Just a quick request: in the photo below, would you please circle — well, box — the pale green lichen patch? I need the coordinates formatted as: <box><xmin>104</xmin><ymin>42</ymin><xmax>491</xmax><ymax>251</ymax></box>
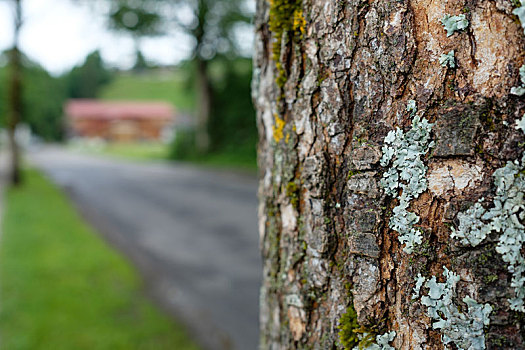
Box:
<box><xmin>451</xmin><ymin>201</ymin><xmax>490</xmax><ymax>246</ymax></box>
<box><xmin>406</xmin><ymin>99</ymin><xmax>417</xmax><ymax>115</ymax></box>
<box><xmin>513</xmin><ymin>0</ymin><xmax>525</xmax><ymax>35</ymax></box>
<box><xmin>451</xmin><ymin>115</ymin><xmax>525</xmax><ymax>312</ymax></box>
<box><xmin>439</xmin><ymin>50</ymin><xmax>456</xmax><ymax>68</ymax></box>
<box><xmin>511</xmin><ymin>65</ymin><xmax>525</xmax><ymax>96</ymax></box>
<box><xmin>440</xmin><ymin>14</ymin><xmax>469</xmax><ymax>37</ymax></box>
<box><xmin>516</xmin><ymin>114</ymin><xmax>525</xmax><ymax>132</ymax></box>
<box><xmin>354</xmin><ymin>331</ymin><xmax>396</xmax><ymax>350</ymax></box>
<box><xmin>380</xmin><ymin>101</ymin><xmax>434</xmax><ymax>253</ymax></box>
<box><xmin>418</xmin><ymin>268</ymin><xmax>492</xmax><ymax>350</ymax></box>
<box><xmin>412</xmin><ymin>273</ymin><xmax>426</xmax><ymax>300</ymax></box>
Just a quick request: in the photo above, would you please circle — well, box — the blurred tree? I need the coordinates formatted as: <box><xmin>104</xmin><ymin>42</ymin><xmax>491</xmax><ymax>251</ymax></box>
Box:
<box><xmin>133</xmin><ymin>50</ymin><xmax>149</xmax><ymax>72</ymax></box>
<box><xmin>65</xmin><ymin>51</ymin><xmax>112</xmax><ymax>99</ymax></box>
<box><xmin>23</xmin><ymin>64</ymin><xmax>66</xmax><ymax>141</ymax></box>
<box><xmin>6</xmin><ymin>0</ymin><xmax>23</xmax><ymax>185</ymax></box>
<box><xmin>108</xmin><ymin>0</ymin><xmax>161</xmax><ymax>71</ymax></box>
<box><xmin>207</xmin><ymin>55</ymin><xmax>256</xmax><ymax>160</ymax></box>
<box><xmin>1</xmin><ymin>53</ymin><xmax>69</xmax><ymax>142</ymax></box>
<box><xmin>107</xmin><ymin>0</ymin><xmax>253</xmax><ymax>153</ymax></box>
<box><xmin>173</xmin><ymin>0</ymin><xmax>252</xmax><ymax>154</ymax></box>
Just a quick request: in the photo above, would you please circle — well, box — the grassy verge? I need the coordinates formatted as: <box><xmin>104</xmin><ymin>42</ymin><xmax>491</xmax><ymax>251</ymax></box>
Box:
<box><xmin>69</xmin><ymin>142</ymin><xmax>257</xmax><ymax>171</ymax></box>
<box><xmin>179</xmin><ymin>152</ymin><xmax>257</xmax><ymax>172</ymax></box>
<box><xmin>0</xmin><ymin>169</ymin><xmax>200</xmax><ymax>350</ymax></box>
<box><xmin>70</xmin><ymin>142</ymin><xmax>171</xmax><ymax>162</ymax></box>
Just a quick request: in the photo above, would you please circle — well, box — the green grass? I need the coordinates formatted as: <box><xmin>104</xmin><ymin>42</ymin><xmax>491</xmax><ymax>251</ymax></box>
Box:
<box><xmin>69</xmin><ymin>141</ymin><xmax>257</xmax><ymax>171</ymax></box>
<box><xmin>98</xmin><ymin>70</ymin><xmax>196</xmax><ymax>112</ymax></box>
<box><xmin>179</xmin><ymin>152</ymin><xmax>257</xmax><ymax>172</ymax></box>
<box><xmin>70</xmin><ymin>142</ymin><xmax>171</xmax><ymax>162</ymax></box>
<box><xmin>100</xmin><ymin>143</ymin><xmax>170</xmax><ymax>161</ymax></box>
<box><xmin>0</xmin><ymin>169</ymin><xmax>201</xmax><ymax>350</ymax></box>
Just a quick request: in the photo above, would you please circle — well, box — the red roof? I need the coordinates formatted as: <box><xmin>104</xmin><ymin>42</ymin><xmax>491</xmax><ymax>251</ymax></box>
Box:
<box><xmin>65</xmin><ymin>99</ymin><xmax>175</xmax><ymax>121</ymax></box>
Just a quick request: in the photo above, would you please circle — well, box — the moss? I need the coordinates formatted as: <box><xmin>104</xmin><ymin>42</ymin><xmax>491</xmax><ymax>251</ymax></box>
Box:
<box><xmin>477</xmin><ymin>252</ymin><xmax>489</xmax><ymax>266</ymax></box>
<box><xmin>269</xmin><ymin>0</ymin><xmax>305</xmax><ymax>88</ymax></box>
<box><xmin>414</xmin><ymin>238</ymin><xmax>434</xmax><ymax>258</ymax></box>
<box><xmin>347</xmin><ymin>169</ymin><xmax>358</xmax><ymax>179</ymax></box>
<box><xmin>338</xmin><ymin>305</ymin><xmax>362</xmax><ymax>349</ymax></box>
<box><xmin>484</xmin><ymin>274</ymin><xmax>499</xmax><ymax>284</ymax></box>
<box><xmin>286</xmin><ymin>180</ymin><xmax>300</xmax><ymax>208</ymax></box>
<box><xmin>489</xmin><ymin>334</ymin><xmax>508</xmax><ymax>347</ymax></box>
<box><xmin>338</xmin><ymin>304</ymin><xmax>379</xmax><ymax>349</ymax></box>
<box><xmin>478</xmin><ymin>104</ymin><xmax>496</xmax><ymax>131</ymax></box>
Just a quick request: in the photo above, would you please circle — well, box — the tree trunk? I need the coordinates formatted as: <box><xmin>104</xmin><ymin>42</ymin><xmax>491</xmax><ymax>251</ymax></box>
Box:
<box><xmin>7</xmin><ymin>0</ymin><xmax>22</xmax><ymax>186</ymax></box>
<box><xmin>253</xmin><ymin>0</ymin><xmax>525</xmax><ymax>349</ymax></box>
<box><xmin>195</xmin><ymin>56</ymin><xmax>211</xmax><ymax>153</ymax></box>
<box><xmin>193</xmin><ymin>0</ymin><xmax>211</xmax><ymax>154</ymax></box>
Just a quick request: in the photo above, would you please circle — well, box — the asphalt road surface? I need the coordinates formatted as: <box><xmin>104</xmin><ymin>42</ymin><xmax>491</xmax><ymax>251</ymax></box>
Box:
<box><xmin>30</xmin><ymin>147</ymin><xmax>261</xmax><ymax>350</ymax></box>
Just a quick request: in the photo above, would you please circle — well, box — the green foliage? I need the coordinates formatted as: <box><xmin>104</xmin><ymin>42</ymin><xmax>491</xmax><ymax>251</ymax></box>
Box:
<box><xmin>107</xmin><ymin>0</ymin><xmax>251</xmax><ymax>60</ymax></box>
<box><xmin>207</xmin><ymin>56</ymin><xmax>257</xmax><ymax>163</ymax></box>
<box><xmin>170</xmin><ymin>129</ymin><xmax>198</xmax><ymax>160</ymax></box>
<box><xmin>0</xmin><ymin>54</ymin><xmax>67</xmax><ymax>141</ymax></box>
<box><xmin>65</xmin><ymin>51</ymin><xmax>113</xmax><ymax>99</ymax></box>
<box><xmin>22</xmin><ymin>65</ymin><xmax>67</xmax><ymax>141</ymax></box>
<box><xmin>0</xmin><ymin>169</ymin><xmax>200</xmax><ymax>349</ymax></box>
<box><xmin>109</xmin><ymin>1</ymin><xmax>162</xmax><ymax>37</ymax></box>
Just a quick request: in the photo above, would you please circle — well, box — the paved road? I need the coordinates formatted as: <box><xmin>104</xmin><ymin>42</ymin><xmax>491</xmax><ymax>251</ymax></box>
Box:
<box><xmin>30</xmin><ymin>147</ymin><xmax>261</xmax><ymax>350</ymax></box>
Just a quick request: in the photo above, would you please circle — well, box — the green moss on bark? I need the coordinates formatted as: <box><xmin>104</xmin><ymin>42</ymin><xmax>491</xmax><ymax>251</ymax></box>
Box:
<box><xmin>268</xmin><ymin>0</ymin><xmax>305</xmax><ymax>88</ymax></box>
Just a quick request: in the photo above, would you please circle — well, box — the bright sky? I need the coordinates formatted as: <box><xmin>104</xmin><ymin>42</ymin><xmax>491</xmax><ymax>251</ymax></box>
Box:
<box><xmin>0</xmin><ymin>0</ymin><xmax>195</xmax><ymax>75</ymax></box>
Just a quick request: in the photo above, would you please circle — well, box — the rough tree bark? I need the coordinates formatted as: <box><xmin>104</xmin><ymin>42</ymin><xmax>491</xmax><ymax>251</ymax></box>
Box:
<box><xmin>7</xmin><ymin>0</ymin><xmax>22</xmax><ymax>186</ymax></box>
<box><xmin>253</xmin><ymin>0</ymin><xmax>525</xmax><ymax>349</ymax></box>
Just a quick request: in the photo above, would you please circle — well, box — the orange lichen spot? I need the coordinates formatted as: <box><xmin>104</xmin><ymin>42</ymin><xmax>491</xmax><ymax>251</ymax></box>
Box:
<box><xmin>273</xmin><ymin>115</ymin><xmax>286</xmax><ymax>143</ymax></box>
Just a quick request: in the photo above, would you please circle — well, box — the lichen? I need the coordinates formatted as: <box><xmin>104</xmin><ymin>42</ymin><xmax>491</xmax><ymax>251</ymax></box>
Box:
<box><xmin>268</xmin><ymin>0</ymin><xmax>304</xmax><ymax>88</ymax></box>
<box><xmin>418</xmin><ymin>267</ymin><xmax>492</xmax><ymax>350</ymax></box>
<box><xmin>354</xmin><ymin>331</ymin><xmax>396</xmax><ymax>350</ymax></box>
<box><xmin>451</xmin><ymin>115</ymin><xmax>525</xmax><ymax>312</ymax></box>
<box><xmin>511</xmin><ymin>65</ymin><xmax>525</xmax><ymax>96</ymax></box>
<box><xmin>412</xmin><ymin>273</ymin><xmax>426</xmax><ymax>300</ymax></box>
<box><xmin>439</xmin><ymin>50</ymin><xmax>456</xmax><ymax>68</ymax></box>
<box><xmin>380</xmin><ymin>101</ymin><xmax>434</xmax><ymax>253</ymax></box>
<box><xmin>273</xmin><ymin>114</ymin><xmax>286</xmax><ymax>143</ymax></box>
<box><xmin>516</xmin><ymin>114</ymin><xmax>525</xmax><ymax>132</ymax></box>
<box><xmin>406</xmin><ymin>99</ymin><xmax>417</xmax><ymax>115</ymax></box>
<box><xmin>440</xmin><ymin>14</ymin><xmax>469</xmax><ymax>37</ymax></box>
<box><xmin>513</xmin><ymin>0</ymin><xmax>525</xmax><ymax>35</ymax></box>
<box><xmin>451</xmin><ymin>201</ymin><xmax>490</xmax><ymax>246</ymax></box>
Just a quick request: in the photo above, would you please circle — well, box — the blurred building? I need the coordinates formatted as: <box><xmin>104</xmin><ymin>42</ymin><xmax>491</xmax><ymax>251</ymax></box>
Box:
<box><xmin>65</xmin><ymin>99</ymin><xmax>175</xmax><ymax>142</ymax></box>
